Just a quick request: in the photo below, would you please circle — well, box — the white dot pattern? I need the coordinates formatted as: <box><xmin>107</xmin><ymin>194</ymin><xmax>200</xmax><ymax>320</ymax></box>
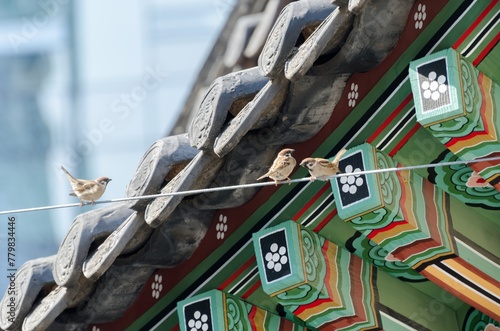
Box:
<box><xmin>340</xmin><ymin>165</ymin><xmax>364</xmax><ymax>194</ymax></box>
<box><xmin>265</xmin><ymin>243</ymin><xmax>288</xmax><ymax>272</ymax></box>
<box><xmin>421</xmin><ymin>71</ymin><xmax>447</xmax><ymax>101</ymax></box>
<box><xmin>151</xmin><ymin>274</ymin><xmax>163</xmax><ymax>299</ymax></box>
<box><xmin>414</xmin><ymin>3</ymin><xmax>427</xmax><ymax>30</ymax></box>
<box><xmin>216</xmin><ymin>214</ymin><xmax>228</xmax><ymax>240</ymax></box>
<box><xmin>347</xmin><ymin>83</ymin><xmax>359</xmax><ymax>107</ymax></box>
<box><xmin>188</xmin><ymin>310</ymin><xmax>210</xmax><ymax>331</ymax></box>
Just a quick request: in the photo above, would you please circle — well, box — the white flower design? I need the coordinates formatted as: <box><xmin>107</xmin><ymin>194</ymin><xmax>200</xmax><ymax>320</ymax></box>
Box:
<box><xmin>414</xmin><ymin>3</ymin><xmax>427</xmax><ymax>29</ymax></box>
<box><xmin>340</xmin><ymin>165</ymin><xmax>364</xmax><ymax>194</ymax></box>
<box><xmin>151</xmin><ymin>274</ymin><xmax>163</xmax><ymax>299</ymax></box>
<box><xmin>188</xmin><ymin>310</ymin><xmax>210</xmax><ymax>331</ymax></box>
<box><xmin>348</xmin><ymin>83</ymin><xmax>359</xmax><ymax>107</ymax></box>
<box><xmin>216</xmin><ymin>214</ymin><xmax>228</xmax><ymax>240</ymax></box>
<box><xmin>421</xmin><ymin>71</ymin><xmax>447</xmax><ymax>101</ymax></box>
<box><xmin>265</xmin><ymin>243</ymin><xmax>288</xmax><ymax>272</ymax></box>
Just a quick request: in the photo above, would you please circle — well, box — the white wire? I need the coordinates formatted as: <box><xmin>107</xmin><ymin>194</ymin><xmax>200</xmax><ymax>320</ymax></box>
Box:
<box><xmin>1</xmin><ymin>156</ymin><xmax>499</xmax><ymax>216</ymax></box>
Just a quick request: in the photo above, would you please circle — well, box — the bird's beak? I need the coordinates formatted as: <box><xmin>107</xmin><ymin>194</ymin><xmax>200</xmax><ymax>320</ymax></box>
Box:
<box><xmin>108</xmin><ymin>179</ymin><xmax>112</xmax><ymax>182</ymax></box>
<box><xmin>299</xmin><ymin>161</ymin><xmax>307</xmax><ymax>168</ymax></box>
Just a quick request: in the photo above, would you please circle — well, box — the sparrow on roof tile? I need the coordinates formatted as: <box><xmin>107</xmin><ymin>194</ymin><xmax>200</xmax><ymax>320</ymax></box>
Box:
<box><xmin>61</xmin><ymin>166</ymin><xmax>111</xmax><ymax>206</ymax></box>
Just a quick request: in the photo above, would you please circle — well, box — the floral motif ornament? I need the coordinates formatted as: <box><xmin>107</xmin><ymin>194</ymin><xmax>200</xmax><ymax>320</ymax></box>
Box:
<box><xmin>462</xmin><ymin>308</ymin><xmax>500</xmax><ymax>331</ymax></box>
<box><xmin>216</xmin><ymin>214</ymin><xmax>228</xmax><ymax>240</ymax></box>
<box><xmin>349</xmin><ymin>152</ymin><xmax>401</xmax><ymax>231</ymax></box>
<box><xmin>428</xmin><ymin>59</ymin><xmax>481</xmax><ymax>143</ymax></box>
<box><xmin>276</xmin><ymin>229</ymin><xmax>327</xmax><ymax>307</ymax></box>
<box><xmin>187</xmin><ymin>310</ymin><xmax>210</xmax><ymax>331</ymax></box>
<box><xmin>189</xmin><ymin>81</ymin><xmax>222</xmax><ymax>150</ymax></box>
<box><xmin>346</xmin><ymin>232</ymin><xmax>425</xmax><ymax>282</ymax></box>
<box><xmin>225</xmin><ymin>296</ymin><xmax>251</xmax><ymax>330</ymax></box>
<box><xmin>427</xmin><ymin>150</ymin><xmax>500</xmax><ymax>209</ymax></box>
<box><xmin>413</xmin><ymin>3</ymin><xmax>427</xmax><ymax>29</ymax></box>
<box><xmin>265</xmin><ymin>243</ymin><xmax>288</xmax><ymax>272</ymax></box>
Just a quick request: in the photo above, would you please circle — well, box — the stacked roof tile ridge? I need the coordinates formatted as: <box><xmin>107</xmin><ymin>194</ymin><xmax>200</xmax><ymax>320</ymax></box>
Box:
<box><xmin>0</xmin><ymin>0</ymin><xmax>414</xmax><ymax>329</ymax></box>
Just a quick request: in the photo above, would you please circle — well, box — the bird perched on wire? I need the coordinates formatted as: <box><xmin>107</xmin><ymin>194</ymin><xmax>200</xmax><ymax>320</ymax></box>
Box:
<box><xmin>257</xmin><ymin>148</ymin><xmax>297</xmax><ymax>186</ymax></box>
<box><xmin>300</xmin><ymin>148</ymin><xmax>347</xmax><ymax>181</ymax></box>
<box><xmin>61</xmin><ymin>166</ymin><xmax>112</xmax><ymax>206</ymax></box>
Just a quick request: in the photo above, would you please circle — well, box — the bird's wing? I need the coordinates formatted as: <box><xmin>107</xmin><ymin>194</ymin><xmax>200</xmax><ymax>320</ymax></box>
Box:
<box><xmin>257</xmin><ymin>156</ymin><xmax>292</xmax><ymax>180</ymax></box>
<box><xmin>275</xmin><ymin>157</ymin><xmax>294</xmax><ymax>171</ymax></box>
<box><xmin>331</xmin><ymin>148</ymin><xmax>347</xmax><ymax>165</ymax></box>
<box><xmin>318</xmin><ymin>158</ymin><xmax>336</xmax><ymax>169</ymax></box>
<box><xmin>73</xmin><ymin>180</ymin><xmax>96</xmax><ymax>193</ymax></box>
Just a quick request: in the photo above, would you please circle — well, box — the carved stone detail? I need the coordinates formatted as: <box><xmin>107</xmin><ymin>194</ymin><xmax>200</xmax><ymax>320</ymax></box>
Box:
<box><xmin>310</xmin><ymin>0</ymin><xmax>414</xmax><ymax>75</ymax></box>
<box><xmin>213</xmin><ymin>76</ymin><xmax>290</xmax><ymax>158</ymax></box>
<box><xmin>145</xmin><ymin>152</ymin><xmax>224</xmax><ymax>227</ymax></box>
<box><xmin>0</xmin><ymin>256</ymin><xmax>55</xmax><ymax>330</ymax></box>
<box><xmin>22</xmin><ymin>286</ymin><xmax>71</xmax><ymax>331</ymax></box>
<box><xmin>188</xmin><ymin>67</ymin><xmax>268</xmax><ymax>151</ymax></box>
<box><xmin>285</xmin><ymin>6</ymin><xmax>353</xmax><ymax>81</ymax></box>
<box><xmin>83</xmin><ymin>211</ymin><xmax>152</xmax><ymax>281</ymax></box>
<box><xmin>126</xmin><ymin>134</ymin><xmax>198</xmax><ymax>211</ymax></box>
<box><xmin>258</xmin><ymin>0</ymin><xmax>334</xmax><ymax>78</ymax></box>
<box><xmin>53</xmin><ymin>203</ymin><xmax>134</xmax><ymax>287</ymax></box>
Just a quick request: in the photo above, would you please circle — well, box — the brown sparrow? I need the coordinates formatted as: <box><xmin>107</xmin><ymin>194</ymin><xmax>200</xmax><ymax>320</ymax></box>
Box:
<box><xmin>61</xmin><ymin>166</ymin><xmax>112</xmax><ymax>206</ymax></box>
<box><xmin>300</xmin><ymin>148</ymin><xmax>347</xmax><ymax>181</ymax></box>
<box><xmin>257</xmin><ymin>148</ymin><xmax>297</xmax><ymax>185</ymax></box>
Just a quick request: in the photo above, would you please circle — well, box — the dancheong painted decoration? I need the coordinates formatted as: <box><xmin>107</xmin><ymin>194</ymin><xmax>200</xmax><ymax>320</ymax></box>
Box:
<box><xmin>94</xmin><ymin>0</ymin><xmax>499</xmax><ymax>330</ymax></box>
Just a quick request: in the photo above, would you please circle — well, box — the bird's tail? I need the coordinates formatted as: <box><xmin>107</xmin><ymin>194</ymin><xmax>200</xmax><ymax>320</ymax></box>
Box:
<box><xmin>256</xmin><ymin>173</ymin><xmax>268</xmax><ymax>181</ymax></box>
<box><xmin>60</xmin><ymin>165</ymin><xmax>77</xmax><ymax>181</ymax></box>
<box><xmin>332</xmin><ymin>148</ymin><xmax>347</xmax><ymax>164</ymax></box>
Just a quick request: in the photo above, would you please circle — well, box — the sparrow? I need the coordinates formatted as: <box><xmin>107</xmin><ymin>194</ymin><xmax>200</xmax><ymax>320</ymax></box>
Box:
<box><xmin>257</xmin><ymin>148</ymin><xmax>297</xmax><ymax>185</ymax></box>
<box><xmin>300</xmin><ymin>148</ymin><xmax>347</xmax><ymax>181</ymax></box>
<box><xmin>61</xmin><ymin>166</ymin><xmax>112</xmax><ymax>206</ymax></box>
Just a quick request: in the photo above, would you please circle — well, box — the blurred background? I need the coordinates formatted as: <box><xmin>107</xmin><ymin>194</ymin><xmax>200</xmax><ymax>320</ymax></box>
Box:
<box><xmin>0</xmin><ymin>0</ymin><xmax>234</xmax><ymax>295</ymax></box>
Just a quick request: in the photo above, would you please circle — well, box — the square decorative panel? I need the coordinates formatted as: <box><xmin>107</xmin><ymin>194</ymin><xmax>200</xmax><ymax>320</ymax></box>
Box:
<box><xmin>258</xmin><ymin>228</ymin><xmax>291</xmax><ymax>283</ymax></box>
<box><xmin>415</xmin><ymin>57</ymin><xmax>451</xmax><ymax>113</ymax></box>
<box><xmin>182</xmin><ymin>297</ymin><xmax>213</xmax><ymax>331</ymax></box>
<box><xmin>336</xmin><ymin>150</ymin><xmax>370</xmax><ymax>208</ymax></box>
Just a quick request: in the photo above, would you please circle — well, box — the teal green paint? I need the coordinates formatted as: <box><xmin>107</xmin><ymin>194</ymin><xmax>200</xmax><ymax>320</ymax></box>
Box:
<box><xmin>455</xmin><ymin>238</ymin><xmax>500</xmax><ymax>282</ymax></box>
<box><xmin>377</xmin><ymin>270</ymin><xmax>460</xmax><ymax>330</ymax></box>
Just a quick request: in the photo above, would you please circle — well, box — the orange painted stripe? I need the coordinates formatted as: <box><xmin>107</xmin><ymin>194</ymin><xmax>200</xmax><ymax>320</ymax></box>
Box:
<box><xmin>443</xmin><ymin>259</ymin><xmax>500</xmax><ymax>299</ymax></box>
<box><xmin>370</xmin><ymin>222</ymin><xmax>417</xmax><ymax>244</ymax></box>
<box><xmin>388</xmin><ymin>123</ymin><xmax>421</xmax><ymax>157</ymax></box>
<box><xmin>217</xmin><ymin>256</ymin><xmax>256</xmax><ymax>290</ymax></box>
<box><xmin>452</xmin><ymin>0</ymin><xmax>499</xmax><ymax>49</ymax></box>
<box><xmin>292</xmin><ymin>183</ymin><xmax>330</xmax><ymax>221</ymax></box>
<box><xmin>242</xmin><ymin>279</ymin><xmax>262</xmax><ymax>299</ymax></box>
<box><xmin>422</xmin><ymin>264</ymin><xmax>500</xmax><ymax>321</ymax></box>
<box><xmin>367</xmin><ymin>220</ymin><xmax>410</xmax><ymax>241</ymax></box>
<box><xmin>367</xmin><ymin>94</ymin><xmax>413</xmax><ymax>144</ymax></box>
<box><xmin>473</xmin><ymin>31</ymin><xmax>500</xmax><ymax>66</ymax></box>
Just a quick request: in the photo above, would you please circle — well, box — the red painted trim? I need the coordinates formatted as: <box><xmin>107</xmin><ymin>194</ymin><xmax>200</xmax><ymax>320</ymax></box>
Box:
<box><xmin>292</xmin><ymin>183</ymin><xmax>330</xmax><ymax>221</ymax></box>
<box><xmin>473</xmin><ymin>32</ymin><xmax>500</xmax><ymax>66</ymax></box>
<box><xmin>388</xmin><ymin>123</ymin><xmax>421</xmax><ymax>157</ymax></box>
<box><xmin>453</xmin><ymin>0</ymin><xmax>499</xmax><ymax>49</ymax></box>
<box><xmin>217</xmin><ymin>256</ymin><xmax>256</xmax><ymax>290</ymax></box>
<box><xmin>314</xmin><ymin>209</ymin><xmax>338</xmax><ymax>232</ymax></box>
<box><xmin>293</xmin><ymin>298</ymin><xmax>333</xmax><ymax>316</ymax></box>
<box><xmin>248</xmin><ymin>305</ymin><xmax>258</xmax><ymax>330</ymax></box>
<box><xmin>366</xmin><ymin>94</ymin><xmax>413</xmax><ymax>144</ymax></box>
<box><xmin>367</xmin><ymin>220</ymin><xmax>407</xmax><ymax>240</ymax></box>
<box><xmin>241</xmin><ymin>279</ymin><xmax>262</xmax><ymax>299</ymax></box>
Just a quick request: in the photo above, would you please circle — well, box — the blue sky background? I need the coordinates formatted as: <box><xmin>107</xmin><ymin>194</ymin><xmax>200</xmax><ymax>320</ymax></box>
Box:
<box><xmin>0</xmin><ymin>0</ymin><xmax>233</xmax><ymax>298</ymax></box>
